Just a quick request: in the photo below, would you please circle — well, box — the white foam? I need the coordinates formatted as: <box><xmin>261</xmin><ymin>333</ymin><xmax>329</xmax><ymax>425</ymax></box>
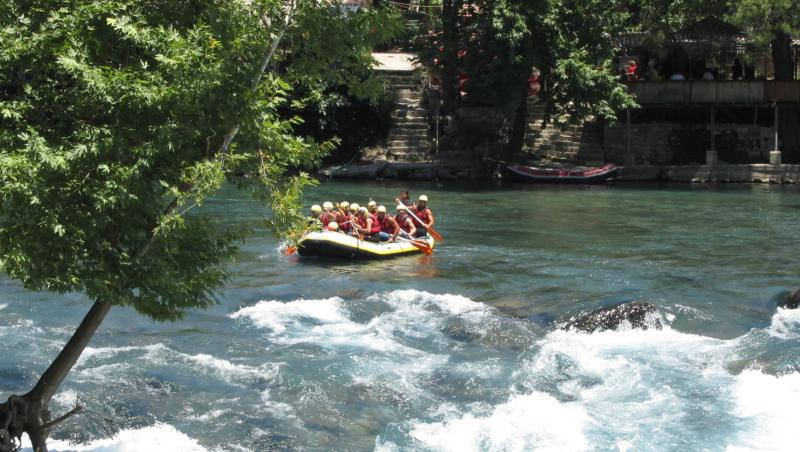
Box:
<box><xmin>179</xmin><ymin>352</ymin><xmax>280</xmax><ymax>383</ymax></box>
<box><xmin>78</xmin><ymin>343</ymin><xmax>168</xmax><ymax>366</ymax></box>
<box><xmin>186</xmin><ymin>408</ymin><xmax>230</xmax><ymax>422</ymax></box>
<box><xmin>766</xmin><ymin>308</ymin><xmax>800</xmax><ymax>339</ymax></box>
<box><xmin>0</xmin><ymin>303</ymin><xmax>7</xmax><ymax>311</ymax></box>
<box><xmin>230</xmin><ymin>297</ymin><xmax>348</xmax><ymax>334</ymax></box>
<box><xmin>79</xmin><ymin>342</ymin><xmax>280</xmax><ymax>388</ymax></box>
<box><xmin>376</xmin><ymin>289</ymin><xmax>487</xmax><ymax>316</ymax></box>
<box><xmin>73</xmin><ymin>362</ymin><xmax>135</xmax><ymax>385</ymax></box>
<box><xmin>672</xmin><ymin>304</ymin><xmax>711</xmax><ymax>320</ymax></box>
<box><xmin>727</xmin><ymin>370</ymin><xmax>800</xmax><ymax>451</ymax></box>
<box><xmin>510</xmin><ymin>326</ymin><xmax>742</xmax><ymax>449</ymax></box>
<box><xmin>52</xmin><ymin>389</ymin><xmax>79</xmax><ymax>409</ymax></box>
<box><xmin>21</xmin><ymin>423</ymin><xmax>207</xmax><ymax>452</ymax></box>
<box><xmin>230</xmin><ymin>290</ymin><xmax>498</xmax><ymax>396</ymax></box>
<box><xmin>260</xmin><ymin>389</ymin><xmax>299</xmax><ymax>421</ymax></box>
<box><xmin>405</xmin><ymin>391</ymin><xmax>589</xmax><ymax>452</ymax></box>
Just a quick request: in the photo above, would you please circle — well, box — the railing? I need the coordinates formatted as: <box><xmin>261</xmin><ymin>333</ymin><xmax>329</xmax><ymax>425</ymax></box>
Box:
<box><xmin>627</xmin><ymin>81</ymin><xmax>800</xmax><ymax>104</ymax></box>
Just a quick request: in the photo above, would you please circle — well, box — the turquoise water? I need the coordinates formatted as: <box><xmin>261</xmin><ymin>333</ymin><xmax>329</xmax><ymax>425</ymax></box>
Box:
<box><xmin>3</xmin><ymin>181</ymin><xmax>800</xmax><ymax>451</ymax></box>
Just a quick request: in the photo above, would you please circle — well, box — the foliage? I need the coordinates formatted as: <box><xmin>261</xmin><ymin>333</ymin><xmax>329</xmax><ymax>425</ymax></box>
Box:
<box><xmin>420</xmin><ymin>0</ymin><xmax>636</xmax><ymax>124</ymax></box>
<box><xmin>277</xmin><ymin>4</ymin><xmax>402</xmax><ymax>162</ymax></box>
<box><xmin>0</xmin><ymin>0</ymin><xmax>397</xmax><ymax>321</ymax></box>
<box><xmin>728</xmin><ymin>0</ymin><xmax>799</xmax><ymax>61</ymax></box>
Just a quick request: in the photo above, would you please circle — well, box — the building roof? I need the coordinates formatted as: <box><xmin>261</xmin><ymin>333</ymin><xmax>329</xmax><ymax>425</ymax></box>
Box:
<box><xmin>675</xmin><ymin>16</ymin><xmax>745</xmax><ymax>39</ymax></box>
<box><xmin>614</xmin><ymin>17</ymin><xmax>749</xmax><ymax>51</ymax></box>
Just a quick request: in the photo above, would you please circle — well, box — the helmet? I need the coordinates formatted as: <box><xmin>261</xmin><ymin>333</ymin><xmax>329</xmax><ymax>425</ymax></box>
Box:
<box><xmin>418</xmin><ymin>195</ymin><xmax>428</xmax><ymax>202</ymax></box>
<box><xmin>323</xmin><ymin>201</ymin><xmax>334</xmax><ymax>210</ymax></box>
<box><xmin>377</xmin><ymin>205</ymin><xmax>387</xmax><ymax>213</ymax></box>
<box><xmin>367</xmin><ymin>200</ymin><xmax>377</xmax><ymax>208</ymax></box>
<box><xmin>327</xmin><ymin>221</ymin><xmax>339</xmax><ymax>231</ymax></box>
<box><xmin>358</xmin><ymin>207</ymin><xmax>368</xmax><ymax>214</ymax></box>
<box><xmin>350</xmin><ymin>203</ymin><xmax>360</xmax><ymax>212</ymax></box>
<box><xmin>339</xmin><ymin>201</ymin><xmax>349</xmax><ymax>210</ymax></box>
<box><xmin>311</xmin><ymin>204</ymin><xmax>322</xmax><ymax>214</ymax></box>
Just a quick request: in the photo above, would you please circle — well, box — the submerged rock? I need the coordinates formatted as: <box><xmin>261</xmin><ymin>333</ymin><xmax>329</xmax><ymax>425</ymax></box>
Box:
<box><xmin>565</xmin><ymin>301</ymin><xmax>662</xmax><ymax>333</ymax></box>
<box><xmin>779</xmin><ymin>289</ymin><xmax>800</xmax><ymax>310</ymax></box>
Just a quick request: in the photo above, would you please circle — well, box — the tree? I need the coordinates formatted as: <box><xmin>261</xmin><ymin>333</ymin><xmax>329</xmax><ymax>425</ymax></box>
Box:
<box><xmin>730</xmin><ymin>0</ymin><xmax>800</xmax><ymax>160</ymax></box>
<box><xmin>0</xmin><ymin>1</ymin><xmax>398</xmax><ymax>450</ymax></box>
<box><xmin>420</xmin><ymin>0</ymin><xmax>636</xmax><ymax>157</ymax></box>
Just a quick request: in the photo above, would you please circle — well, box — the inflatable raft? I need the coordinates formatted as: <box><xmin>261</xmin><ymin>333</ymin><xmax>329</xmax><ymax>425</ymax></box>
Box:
<box><xmin>297</xmin><ymin>231</ymin><xmax>434</xmax><ymax>259</ymax></box>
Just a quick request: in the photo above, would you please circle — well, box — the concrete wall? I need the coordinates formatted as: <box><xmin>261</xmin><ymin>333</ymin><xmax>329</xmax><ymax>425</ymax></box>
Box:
<box><xmin>604</xmin><ymin>122</ymin><xmax>774</xmax><ymax>165</ymax></box>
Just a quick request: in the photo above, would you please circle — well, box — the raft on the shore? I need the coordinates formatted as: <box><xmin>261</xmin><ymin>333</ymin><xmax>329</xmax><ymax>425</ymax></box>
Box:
<box><xmin>297</xmin><ymin>231</ymin><xmax>434</xmax><ymax>259</ymax></box>
<box><xmin>507</xmin><ymin>162</ymin><xmax>619</xmax><ymax>183</ymax></box>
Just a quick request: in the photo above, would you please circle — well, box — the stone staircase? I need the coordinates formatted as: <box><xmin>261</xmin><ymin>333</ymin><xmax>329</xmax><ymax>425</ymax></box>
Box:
<box><xmin>523</xmin><ymin>100</ymin><xmax>605</xmax><ymax>165</ymax></box>
<box><xmin>377</xmin><ymin>71</ymin><xmax>431</xmax><ymax>162</ymax></box>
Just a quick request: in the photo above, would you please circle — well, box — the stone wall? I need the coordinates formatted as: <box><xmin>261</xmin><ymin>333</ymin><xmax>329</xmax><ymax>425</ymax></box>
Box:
<box><xmin>521</xmin><ymin>101</ymin><xmax>605</xmax><ymax>164</ymax></box>
<box><xmin>604</xmin><ymin>122</ymin><xmax>774</xmax><ymax>165</ymax></box>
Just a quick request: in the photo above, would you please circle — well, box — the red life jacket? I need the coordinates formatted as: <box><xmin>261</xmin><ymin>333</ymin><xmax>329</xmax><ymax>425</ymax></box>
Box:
<box><xmin>339</xmin><ymin>213</ymin><xmax>352</xmax><ymax>231</ymax></box>
<box><xmin>412</xmin><ymin>207</ymin><xmax>430</xmax><ymax>227</ymax></box>
<box><xmin>395</xmin><ymin>213</ymin><xmax>413</xmax><ymax>233</ymax></box>
<box><xmin>369</xmin><ymin>213</ymin><xmax>381</xmax><ymax>234</ymax></box>
<box><xmin>377</xmin><ymin>214</ymin><xmax>393</xmax><ymax>233</ymax></box>
<box><xmin>320</xmin><ymin>212</ymin><xmax>334</xmax><ymax>227</ymax></box>
<box><xmin>356</xmin><ymin>215</ymin><xmax>368</xmax><ymax>230</ymax></box>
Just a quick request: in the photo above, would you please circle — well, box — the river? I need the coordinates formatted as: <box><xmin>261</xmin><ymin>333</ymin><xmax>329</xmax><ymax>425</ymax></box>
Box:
<box><xmin>3</xmin><ymin>180</ymin><xmax>800</xmax><ymax>451</ymax></box>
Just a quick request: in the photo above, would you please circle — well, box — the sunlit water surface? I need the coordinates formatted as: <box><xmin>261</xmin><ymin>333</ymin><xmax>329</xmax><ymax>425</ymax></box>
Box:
<box><xmin>3</xmin><ymin>181</ymin><xmax>800</xmax><ymax>451</ymax></box>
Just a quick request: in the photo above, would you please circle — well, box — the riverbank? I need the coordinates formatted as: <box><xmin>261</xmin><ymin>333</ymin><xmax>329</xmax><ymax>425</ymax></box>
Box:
<box><xmin>322</xmin><ymin>160</ymin><xmax>800</xmax><ymax>183</ymax></box>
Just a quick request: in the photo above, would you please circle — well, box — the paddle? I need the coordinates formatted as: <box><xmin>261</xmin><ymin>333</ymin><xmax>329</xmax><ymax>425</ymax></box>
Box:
<box><xmin>397</xmin><ymin>205</ymin><xmax>443</xmax><ymax>242</ymax></box>
<box><xmin>396</xmin><ymin>236</ymin><xmax>433</xmax><ymax>255</ymax></box>
<box><xmin>283</xmin><ymin>245</ymin><xmax>297</xmax><ymax>256</ymax></box>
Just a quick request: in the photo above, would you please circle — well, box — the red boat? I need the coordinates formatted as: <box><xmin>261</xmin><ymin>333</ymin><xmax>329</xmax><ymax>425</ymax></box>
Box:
<box><xmin>507</xmin><ymin>163</ymin><xmax>619</xmax><ymax>183</ymax></box>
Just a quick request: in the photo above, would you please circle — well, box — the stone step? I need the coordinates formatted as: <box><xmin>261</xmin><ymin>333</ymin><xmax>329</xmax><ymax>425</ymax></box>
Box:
<box><xmin>380</xmin><ymin>71</ymin><xmax>416</xmax><ymax>77</ymax></box>
<box><xmin>387</xmin><ymin>145</ymin><xmax>430</xmax><ymax>153</ymax></box>
<box><xmin>391</xmin><ymin>93</ymin><xmax>422</xmax><ymax>100</ymax></box>
<box><xmin>391</xmin><ymin>107</ymin><xmax>427</xmax><ymax>114</ymax></box>
<box><xmin>392</xmin><ymin>125</ymin><xmax>428</xmax><ymax>132</ymax></box>
<box><xmin>391</xmin><ymin>119</ymin><xmax>427</xmax><ymax>126</ymax></box>
<box><xmin>389</xmin><ymin>139</ymin><xmax>429</xmax><ymax>147</ymax></box>
<box><xmin>394</xmin><ymin>99</ymin><xmax>423</xmax><ymax>106</ymax></box>
<box><xmin>389</xmin><ymin>88</ymin><xmax>421</xmax><ymax>96</ymax></box>
<box><xmin>391</xmin><ymin>112</ymin><xmax>427</xmax><ymax>119</ymax></box>
<box><xmin>390</xmin><ymin>132</ymin><xmax>428</xmax><ymax>139</ymax></box>
<box><xmin>392</xmin><ymin>116</ymin><xmax>428</xmax><ymax>122</ymax></box>
<box><xmin>389</xmin><ymin>135</ymin><xmax>429</xmax><ymax>142</ymax></box>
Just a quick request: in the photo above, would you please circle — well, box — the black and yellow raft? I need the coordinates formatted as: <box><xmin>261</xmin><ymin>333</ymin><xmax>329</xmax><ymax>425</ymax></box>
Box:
<box><xmin>297</xmin><ymin>231</ymin><xmax>434</xmax><ymax>259</ymax></box>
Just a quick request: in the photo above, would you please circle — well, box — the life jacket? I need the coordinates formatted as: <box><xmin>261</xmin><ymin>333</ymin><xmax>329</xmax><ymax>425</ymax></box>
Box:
<box><xmin>339</xmin><ymin>213</ymin><xmax>352</xmax><ymax>231</ymax></box>
<box><xmin>412</xmin><ymin>206</ymin><xmax>430</xmax><ymax>227</ymax></box>
<box><xmin>320</xmin><ymin>212</ymin><xmax>334</xmax><ymax>227</ymax></box>
<box><xmin>356</xmin><ymin>215</ymin><xmax>368</xmax><ymax>230</ymax></box>
<box><xmin>377</xmin><ymin>214</ymin><xmax>393</xmax><ymax>233</ymax></box>
<box><xmin>395</xmin><ymin>212</ymin><xmax>413</xmax><ymax>233</ymax></box>
<box><xmin>369</xmin><ymin>213</ymin><xmax>381</xmax><ymax>234</ymax></box>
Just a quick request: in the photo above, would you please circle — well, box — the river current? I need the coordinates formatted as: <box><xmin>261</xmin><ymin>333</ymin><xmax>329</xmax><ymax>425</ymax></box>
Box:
<box><xmin>3</xmin><ymin>181</ymin><xmax>800</xmax><ymax>451</ymax></box>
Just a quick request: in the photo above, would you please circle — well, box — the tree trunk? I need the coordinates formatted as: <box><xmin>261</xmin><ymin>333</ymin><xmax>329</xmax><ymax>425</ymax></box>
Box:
<box><xmin>772</xmin><ymin>31</ymin><xmax>794</xmax><ymax>81</ymax></box>
<box><xmin>0</xmin><ymin>300</ymin><xmax>112</xmax><ymax>452</ymax></box>
<box><xmin>772</xmin><ymin>31</ymin><xmax>800</xmax><ymax>161</ymax></box>
<box><xmin>440</xmin><ymin>0</ymin><xmax>460</xmax><ymax>113</ymax></box>
<box><xmin>507</xmin><ymin>87</ymin><xmax>529</xmax><ymax>160</ymax></box>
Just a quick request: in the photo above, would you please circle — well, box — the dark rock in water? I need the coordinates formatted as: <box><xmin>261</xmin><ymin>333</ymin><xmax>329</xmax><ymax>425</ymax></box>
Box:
<box><xmin>780</xmin><ymin>289</ymin><xmax>800</xmax><ymax>309</ymax></box>
<box><xmin>565</xmin><ymin>301</ymin><xmax>662</xmax><ymax>333</ymax></box>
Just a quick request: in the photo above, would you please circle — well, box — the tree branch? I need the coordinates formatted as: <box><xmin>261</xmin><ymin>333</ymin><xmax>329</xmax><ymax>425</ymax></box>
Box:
<box><xmin>219</xmin><ymin>0</ymin><xmax>299</xmax><ymax>155</ymax></box>
<box><xmin>40</xmin><ymin>404</ymin><xmax>82</xmax><ymax>431</ymax></box>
